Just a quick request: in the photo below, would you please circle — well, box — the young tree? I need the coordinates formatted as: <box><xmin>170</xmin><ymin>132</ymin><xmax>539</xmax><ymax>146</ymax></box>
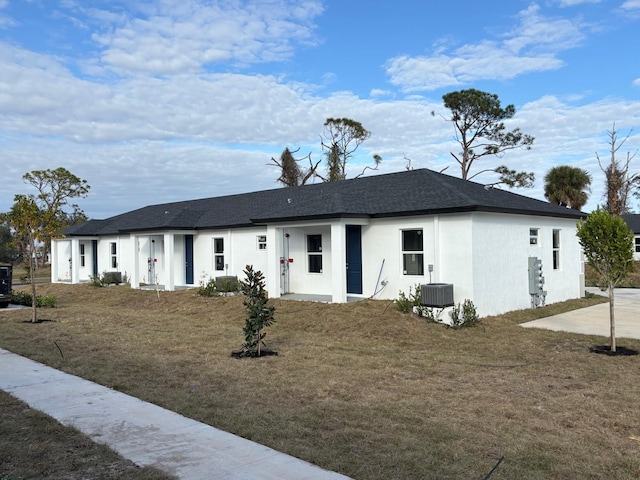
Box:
<box><xmin>268</xmin><ymin>147</ymin><xmax>320</xmax><ymax>187</ymax></box>
<box><xmin>317</xmin><ymin>117</ymin><xmax>381</xmax><ymax>181</ymax></box>
<box><xmin>441</xmin><ymin>89</ymin><xmax>535</xmax><ymax>187</ymax></box>
<box><xmin>577</xmin><ymin>208</ymin><xmax>634</xmax><ymax>352</ymax></box>
<box><xmin>2</xmin><ymin>195</ymin><xmax>42</xmax><ymax>322</ymax></box>
<box><xmin>596</xmin><ymin>124</ymin><xmax>639</xmax><ymax>216</ymax></box>
<box><xmin>23</xmin><ymin>167</ymin><xmax>90</xmax><ymax>266</ymax></box>
<box><xmin>238</xmin><ymin>265</ymin><xmax>276</xmax><ymax>357</ymax></box>
<box><xmin>543</xmin><ymin>165</ymin><xmax>592</xmax><ymax>211</ymax></box>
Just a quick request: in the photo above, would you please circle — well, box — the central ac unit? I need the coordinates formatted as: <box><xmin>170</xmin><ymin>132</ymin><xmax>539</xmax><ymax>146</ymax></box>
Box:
<box><xmin>420</xmin><ymin>283</ymin><xmax>454</xmax><ymax>308</ymax></box>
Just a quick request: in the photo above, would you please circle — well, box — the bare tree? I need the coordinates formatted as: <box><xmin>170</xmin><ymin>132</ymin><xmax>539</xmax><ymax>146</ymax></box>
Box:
<box><xmin>268</xmin><ymin>147</ymin><xmax>320</xmax><ymax>187</ymax></box>
<box><xmin>597</xmin><ymin>124</ymin><xmax>639</xmax><ymax>216</ymax></box>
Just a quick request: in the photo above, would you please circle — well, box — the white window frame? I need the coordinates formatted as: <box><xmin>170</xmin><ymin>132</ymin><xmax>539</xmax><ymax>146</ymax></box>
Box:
<box><xmin>257</xmin><ymin>235</ymin><xmax>267</xmax><ymax>251</ymax></box>
<box><xmin>402</xmin><ymin>229</ymin><xmax>424</xmax><ymax>276</ymax></box>
<box><xmin>307</xmin><ymin>234</ymin><xmax>323</xmax><ymax>273</ymax></box>
<box><xmin>214</xmin><ymin>237</ymin><xmax>224</xmax><ymax>271</ymax></box>
<box><xmin>529</xmin><ymin>228</ymin><xmax>540</xmax><ymax>246</ymax></box>
<box><xmin>110</xmin><ymin>242</ymin><xmax>117</xmax><ymax>269</ymax></box>
<box><xmin>552</xmin><ymin>229</ymin><xmax>561</xmax><ymax>270</ymax></box>
<box><xmin>634</xmin><ymin>237</ymin><xmax>640</xmax><ymax>253</ymax></box>
<box><xmin>80</xmin><ymin>243</ymin><xmax>86</xmax><ymax>267</ymax></box>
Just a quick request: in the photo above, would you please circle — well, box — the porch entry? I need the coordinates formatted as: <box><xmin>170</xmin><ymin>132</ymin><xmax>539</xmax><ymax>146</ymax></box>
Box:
<box><xmin>346</xmin><ymin>225</ymin><xmax>362</xmax><ymax>294</ymax></box>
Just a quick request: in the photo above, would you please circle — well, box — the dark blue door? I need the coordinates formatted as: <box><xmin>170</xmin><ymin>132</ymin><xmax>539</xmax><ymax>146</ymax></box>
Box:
<box><xmin>185</xmin><ymin>235</ymin><xmax>194</xmax><ymax>285</ymax></box>
<box><xmin>346</xmin><ymin>225</ymin><xmax>362</xmax><ymax>294</ymax></box>
<box><xmin>91</xmin><ymin>240</ymin><xmax>98</xmax><ymax>277</ymax></box>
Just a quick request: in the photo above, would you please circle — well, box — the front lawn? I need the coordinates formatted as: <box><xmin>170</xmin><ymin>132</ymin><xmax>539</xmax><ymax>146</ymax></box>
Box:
<box><xmin>0</xmin><ymin>284</ymin><xmax>635</xmax><ymax>480</ymax></box>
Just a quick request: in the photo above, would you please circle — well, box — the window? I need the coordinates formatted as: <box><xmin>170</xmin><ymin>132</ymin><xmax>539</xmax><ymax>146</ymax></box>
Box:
<box><xmin>402</xmin><ymin>229</ymin><xmax>424</xmax><ymax>275</ymax></box>
<box><xmin>529</xmin><ymin>228</ymin><xmax>539</xmax><ymax>245</ymax></box>
<box><xmin>214</xmin><ymin>238</ymin><xmax>224</xmax><ymax>271</ymax></box>
<box><xmin>80</xmin><ymin>243</ymin><xmax>86</xmax><ymax>267</ymax></box>
<box><xmin>307</xmin><ymin>234</ymin><xmax>322</xmax><ymax>273</ymax></box>
<box><xmin>552</xmin><ymin>229</ymin><xmax>561</xmax><ymax>270</ymax></box>
<box><xmin>110</xmin><ymin>242</ymin><xmax>117</xmax><ymax>269</ymax></box>
<box><xmin>257</xmin><ymin>235</ymin><xmax>267</xmax><ymax>250</ymax></box>
<box><xmin>635</xmin><ymin>237</ymin><xmax>640</xmax><ymax>253</ymax></box>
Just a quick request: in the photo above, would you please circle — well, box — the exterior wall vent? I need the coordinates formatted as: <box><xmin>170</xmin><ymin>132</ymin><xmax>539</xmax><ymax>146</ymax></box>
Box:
<box><xmin>421</xmin><ymin>283</ymin><xmax>454</xmax><ymax>308</ymax></box>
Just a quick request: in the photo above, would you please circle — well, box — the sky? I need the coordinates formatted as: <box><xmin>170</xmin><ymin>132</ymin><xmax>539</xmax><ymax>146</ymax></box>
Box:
<box><xmin>1</xmin><ymin>0</ymin><xmax>639</xmax><ymax>219</ymax></box>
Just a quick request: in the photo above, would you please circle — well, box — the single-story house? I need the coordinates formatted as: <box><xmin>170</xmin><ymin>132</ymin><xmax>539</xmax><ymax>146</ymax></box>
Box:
<box><xmin>51</xmin><ymin>168</ymin><xmax>585</xmax><ymax>317</ymax></box>
<box><xmin>622</xmin><ymin>214</ymin><xmax>640</xmax><ymax>261</ymax></box>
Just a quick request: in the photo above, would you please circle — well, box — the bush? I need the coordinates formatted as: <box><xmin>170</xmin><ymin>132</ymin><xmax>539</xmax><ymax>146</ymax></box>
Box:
<box><xmin>89</xmin><ymin>271</ymin><xmax>127</xmax><ymax>287</ymax></box>
<box><xmin>197</xmin><ymin>278</ymin><xmax>219</xmax><ymax>297</ymax></box>
<box><xmin>396</xmin><ymin>284</ymin><xmax>422</xmax><ymax>313</ymax></box>
<box><xmin>448</xmin><ymin>299</ymin><xmax>480</xmax><ymax>329</ymax></box>
<box><xmin>10</xmin><ymin>290</ymin><xmax>56</xmax><ymax>308</ymax></box>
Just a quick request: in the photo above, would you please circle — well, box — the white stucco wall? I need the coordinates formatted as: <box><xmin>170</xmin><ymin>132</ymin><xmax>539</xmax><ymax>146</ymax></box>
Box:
<box><xmin>53</xmin><ymin>211</ymin><xmax>583</xmax><ymax>315</ymax></box>
<box><xmin>361</xmin><ymin>217</ymin><xmax>435</xmax><ymax>301</ymax></box>
<box><xmin>468</xmin><ymin>213</ymin><xmax>581</xmax><ymax>316</ymax></box>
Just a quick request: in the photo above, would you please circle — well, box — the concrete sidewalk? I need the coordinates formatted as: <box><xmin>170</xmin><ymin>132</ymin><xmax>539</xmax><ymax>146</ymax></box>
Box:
<box><xmin>0</xmin><ymin>348</ymin><xmax>351</xmax><ymax>480</ymax></box>
<box><xmin>521</xmin><ymin>288</ymin><xmax>640</xmax><ymax>340</ymax></box>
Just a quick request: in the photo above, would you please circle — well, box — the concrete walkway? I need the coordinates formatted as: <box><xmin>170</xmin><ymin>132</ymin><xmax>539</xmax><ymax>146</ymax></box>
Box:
<box><xmin>0</xmin><ymin>348</ymin><xmax>351</xmax><ymax>480</ymax></box>
<box><xmin>521</xmin><ymin>287</ymin><xmax>640</xmax><ymax>340</ymax></box>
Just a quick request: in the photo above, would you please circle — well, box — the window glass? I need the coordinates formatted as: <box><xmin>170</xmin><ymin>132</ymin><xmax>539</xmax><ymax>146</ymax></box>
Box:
<box><xmin>552</xmin><ymin>229</ymin><xmax>560</xmax><ymax>270</ymax></box>
<box><xmin>402</xmin><ymin>229</ymin><xmax>424</xmax><ymax>275</ymax></box>
<box><xmin>530</xmin><ymin>228</ymin><xmax>539</xmax><ymax>245</ymax></box>
<box><xmin>307</xmin><ymin>235</ymin><xmax>322</xmax><ymax>273</ymax></box>
<box><xmin>214</xmin><ymin>238</ymin><xmax>224</xmax><ymax>270</ymax></box>
<box><xmin>110</xmin><ymin>242</ymin><xmax>117</xmax><ymax>269</ymax></box>
<box><xmin>402</xmin><ymin>230</ymin><xmax>423</xmax><ymax>251</ymax></box>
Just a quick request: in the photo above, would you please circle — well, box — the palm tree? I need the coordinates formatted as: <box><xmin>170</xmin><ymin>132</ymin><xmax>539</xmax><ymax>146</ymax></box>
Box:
<box><xmin>544</xmin><ymin>166</ymin><xmax>592</xmax><ymax>211</ymax></box>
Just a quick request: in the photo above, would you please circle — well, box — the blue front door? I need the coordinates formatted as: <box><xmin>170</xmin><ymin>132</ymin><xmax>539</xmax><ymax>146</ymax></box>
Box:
<box><xmin>185</xmin><ymin>235</ymin><xmax>194</xmax><ymax>285</ymax></box>
<box><xmin>91</xmin><ymin>240</ymin><xmax>98</xmax><ymax>277</ymax></box>
<box><xmin>346</xmin><ymin>225</ymin><xmax>362</xmax><ymax>294</ymax></box>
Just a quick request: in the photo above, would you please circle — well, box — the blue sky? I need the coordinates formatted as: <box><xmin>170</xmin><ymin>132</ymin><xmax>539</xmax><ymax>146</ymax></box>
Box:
<box><xmin>1</xmin><ymin>0</ymin><xmax>639</xmax><ymax>219</ymax></box>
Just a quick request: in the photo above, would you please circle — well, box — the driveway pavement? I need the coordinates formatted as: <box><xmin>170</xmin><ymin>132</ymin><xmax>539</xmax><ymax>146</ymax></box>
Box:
<box><xmin>521</xmin><ymin>287</ymin><xmax>640</xmax><ymax>340</ymax></box>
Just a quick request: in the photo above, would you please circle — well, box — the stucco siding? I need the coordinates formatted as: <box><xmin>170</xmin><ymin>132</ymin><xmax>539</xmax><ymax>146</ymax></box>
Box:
<box><xmin>469</xmin><ymin>213</ymin><xmax>581</xmax><ymax>316</ymax></box>
<box><xmin>438</xmin><ymin>214</ymin><xmax>474</xmax><ymax>306</ymax></box>
<box><xmin>362</xmin><ymin>217</ymin><xmax>435</xmax><ymax>301</ymax></box>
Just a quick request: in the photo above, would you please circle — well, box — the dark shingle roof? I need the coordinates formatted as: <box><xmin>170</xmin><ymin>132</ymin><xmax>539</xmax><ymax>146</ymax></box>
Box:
<box><xmin>64</xmin><ymin>169</ymin><xmax>584</xmax><ymax>236</ymax></box>
<box><xmin>622</xmin><ymin>214</ymin><xmax>640</xmax><ymax>233</ymax></box>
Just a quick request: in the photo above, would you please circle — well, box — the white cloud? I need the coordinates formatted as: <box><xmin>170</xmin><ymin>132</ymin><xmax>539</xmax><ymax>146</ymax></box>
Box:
<box><xmin>621</xmin><ymin>0</ymin><xmax>640</xmax><ymax>9</ymax></box>
<box><xmin>557</xmin><ymin>0</ymin><xmax>602</xmax><ymax>6</ymax></box>
<box><xmin>82</xmin><ymin>0</ymin><xmax>324</xmax><ymax>75</ymax></box>
<box><xmin>385</xmin><ymin>4</ymin><xmax>585</xmax><ymax>92</ymax></box>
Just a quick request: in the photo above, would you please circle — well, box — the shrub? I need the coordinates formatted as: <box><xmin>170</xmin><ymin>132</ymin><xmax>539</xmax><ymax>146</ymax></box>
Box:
<box><xmin>237</xmin><ymin>265</ymin><xmax>276</xmax><ymax>357</ymax></box>
<box><xmin>10</xmin><ymin>290</ymin><xmax>56</xmax><ymax>308</ymax></box>
<box><xmin>396</xmin><ymin>284</ymin><xmax>422</xmax><ymax>313</ymax></box>
<box><xmin>89</xmin><ymin>271</ymin><xmax>125</xmax><ymax>287</ymax></box>
<box><xmin>198</xmin><ymin>278</ymin><xmax>219</xmax><ymax>297</ymax></box>
<box><xmin>448</xmin><ymin>299</ymin><xmax>480</xmax><ymax>329</ymax></box>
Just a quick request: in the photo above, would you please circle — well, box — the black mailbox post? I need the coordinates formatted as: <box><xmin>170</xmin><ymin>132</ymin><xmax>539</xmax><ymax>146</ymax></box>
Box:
<box><xmin>0</xmin><ymin>263</ymin><xmax>12</xmax><ymax>308</ymax></box>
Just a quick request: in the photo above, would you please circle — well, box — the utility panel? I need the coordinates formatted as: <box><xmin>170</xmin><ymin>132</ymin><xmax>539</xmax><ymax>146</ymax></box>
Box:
<box><xmin>528</xmin><ymin>257</ymin><xmax>546</xmax><ymax>307</ymax></box>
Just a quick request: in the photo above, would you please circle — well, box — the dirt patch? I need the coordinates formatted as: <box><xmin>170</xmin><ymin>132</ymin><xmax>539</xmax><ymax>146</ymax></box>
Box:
<box><xmin>589</xmin><ymin>345</ymin><xmax>639</xmax><ymax>356</ymax></box>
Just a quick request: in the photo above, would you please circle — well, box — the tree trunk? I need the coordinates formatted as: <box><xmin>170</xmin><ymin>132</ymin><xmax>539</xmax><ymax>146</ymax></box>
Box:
<box><xmin>609</xmin><ymin>283</ymin><xmax>616</xmax><ymax>352</ymax></box>
<box><xmin>29</xmin><ymin>234</ymin><xmax>37</xmax><ymax>323</ymax></box>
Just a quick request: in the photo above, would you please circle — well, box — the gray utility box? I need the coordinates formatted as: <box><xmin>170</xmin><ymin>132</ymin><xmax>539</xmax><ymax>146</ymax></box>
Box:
<box><xmin>0</xmin><ymin>263</ymin><xmax>12</xmax><ymax>308</ymax></box>
<box><xmin>215</xmin><ymin>276</ymin><xmax>238</xmax><ymax>292</ymax></box>
<box><xmin>421</xmin><ymin>283</ymin><xmax>454</xmax><ymax>308</ymax></box>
